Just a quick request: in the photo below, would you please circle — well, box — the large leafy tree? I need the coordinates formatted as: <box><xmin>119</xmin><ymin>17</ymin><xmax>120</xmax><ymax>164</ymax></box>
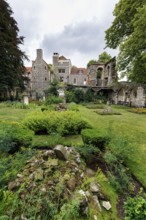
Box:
<box><xmin>98</xmin><ymin>51</ymin><xmax>112</xmax><ymax>63</ymax></box>
<box><xmin>105</xmin><ymin>0</ymin><xmax>146</xmax><ymax>83</ymax></box>
<box><xmin>87</xmin><ymin>51</ymin><xmax>112</xmax><ymax>67</ymax></box>
<box><xmin>0</xmin><ymin>0</ymin><xmax>27</xmax><ymax>99</ymax></box>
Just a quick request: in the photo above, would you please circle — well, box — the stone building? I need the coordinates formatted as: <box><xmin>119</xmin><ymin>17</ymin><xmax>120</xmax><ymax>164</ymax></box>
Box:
<box><xmin>53</xmin><ymin>52</ymin><xmax>117</xmax><ymax>87</ymax></box>
<box><xmin>70</xmin><ymin>67</ymin><xmax>88</xmax><ymax>85</ymax></box>
<box><xmin>53</xmin><ymin>53</ymin><xmax>72</xmax><ymax>84</ymax></box>
<box><xmin>87</xmin><ymin>57</ymin><xmax>117</xmax><ymax>87</ymax></box>
<box><xmin>29</xmin><ymin>49</ymin><xmax>50</xmax><ymax>98</ymax></box>
<box><xmin>112</xmin><ymin>82</ymin><xmax>146</xmax><ymax>107</ymax></box>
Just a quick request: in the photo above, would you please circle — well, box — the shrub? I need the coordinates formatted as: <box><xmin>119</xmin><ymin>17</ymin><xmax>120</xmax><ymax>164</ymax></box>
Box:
<box><xmin>45</xmin><ymin>95</ymin><xmax>63</xmax><ymax>105</ymax></box>
<box><xmin>0</xmin><ymin>122</ymin><xmax>34</xmax><ymax>153</ymax></box>
<box><xmin>81</xmin><ymin>128</ymin><xmax>110</xmax><ymax>151</ymax></box>
<box><xmin>23</xmin><ymin>110</ymin><xmax>91</xmax><ymax>136</ymax></box>
<box><xmin>124</xmin><ymin>194</ymin><xmax>146</xmax><ymax>220</ymax></box>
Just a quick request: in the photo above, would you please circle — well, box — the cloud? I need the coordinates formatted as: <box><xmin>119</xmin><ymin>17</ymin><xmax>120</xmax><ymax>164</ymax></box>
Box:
<box><xmin>41</xmin><ymin>19</ymin><xmax>106</xmax><ymax>58</ymax></box>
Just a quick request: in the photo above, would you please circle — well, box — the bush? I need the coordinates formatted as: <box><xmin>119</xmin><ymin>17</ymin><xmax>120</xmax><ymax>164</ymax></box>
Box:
<box><xmin>45</xmin><ymin>95</ymin><xmax>63</xmax><ymax>105</ymax></box>
<box><xmin>124</xmin><ymin>194</ymin><xmax>146</xmax><ymax>220</ymax></box>
<box><xmin>23</xmin><ymin>110</ymin><xmax>91</xmax><ymax>136</ymax></box>
<box><xmin>81</xmin><ymin>128</ymin><xmax>110</xmax><ymax>151</ymax></box>
<box><xmin>0</xmin><ymin>122</ymin><xmax>34</xmax><ymax>153</ymax></box>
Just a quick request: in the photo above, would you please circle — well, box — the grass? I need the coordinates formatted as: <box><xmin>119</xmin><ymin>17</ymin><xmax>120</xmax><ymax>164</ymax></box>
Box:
<box><xmin>77</xmin><ymin>104</ymin><xmax>146</xmax><ymax>187</ymax></box>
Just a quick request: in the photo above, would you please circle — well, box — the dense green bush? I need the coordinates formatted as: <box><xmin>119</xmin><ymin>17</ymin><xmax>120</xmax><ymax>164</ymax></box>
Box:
<box><xmin>124</xmin><ymin>194</ymin><xmax>146</xmax><ymax>220</ymax></box>
<box><xmin>45</xmin><ymin>95</ymin><xmax>63</xmax><ymax>105</ymax></box>
<box><xmin>0</xmin><ymin>122</ymin><xmax>34</xmax><ymax>153</ymax></box>
<box><xmin>81</xmin><ymin>128</ymin><xmax>110</xmax><ymax>151</ymax></box>
<box><xmin>23</xmin><ymin>110</ymin><xmax>91</xmax><ymax>136</ymax></box>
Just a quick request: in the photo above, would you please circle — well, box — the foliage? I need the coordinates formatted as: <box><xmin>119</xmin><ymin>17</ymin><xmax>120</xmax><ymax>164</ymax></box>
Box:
<box><xmin>0</xmin><ymin>148</ymin><xmax>36</xmax><ymax>188</ymax></box>
<box><xmin>0</xmin><ymin>122</ymin><xmax>34</xmax><ymax>153</ymax></box>
<box><xmin>98</xmin><ymin>51</ymin><xmax>112</xmax><ymax>63</ymax></box>
<box><xmin>103</xmin><ymin>135</ymin><xmax>136</xmax><ymax>193</ymax></box>
<box><xmin>45</xmin><ymin>95</ymin><xmax>63</xmax><ymax>105</ymax></box>
<box><xmin>23</xmin><ymin>110</ymin><xmax>91</xmax><ymax>136</ymax></box>
<box><xmin>124</xmin><ymin>194</ymin><xmax>146</xmax><ymax>220</ymax></box>
<box><xmin>76</xmin><ymin>144</ymin><xmax>100</xmax><ymax>165</ymax></box>
<box><xmin>81</xmin><ymin>128</ymin><xmax>110</xmax><ymax>151</ymax></box>
<box><xmin>46</xmin><ymin>79</ymin><xmax>59</xmax><ymax>96</ymax></box>
<box><xmin>0</xmin><ymin>0</ymin><xmax>28</xmax><ymax>99</ymax></box>
<box><xmin>105</xmin><ymin>0</ymin><xmax>146</xmax><ymax>82</ymax></box>
<box><xmin>87</xmin><ymin>59</ymin><xmax>97</xmax><ymax>67</ymax></box>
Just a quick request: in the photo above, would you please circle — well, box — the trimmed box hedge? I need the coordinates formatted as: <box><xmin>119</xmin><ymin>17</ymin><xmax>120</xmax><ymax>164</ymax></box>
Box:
<box><xmin>81</xmin><ymin>128</ymin><xmax>110</xmax><ymax>151</ymax></box>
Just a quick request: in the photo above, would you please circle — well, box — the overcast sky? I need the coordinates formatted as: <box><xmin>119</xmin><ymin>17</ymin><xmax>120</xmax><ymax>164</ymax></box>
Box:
<box><xmin>7</xmin><ymin>0</ymin><xmax>119</xmax><ymax>67</ymax></box>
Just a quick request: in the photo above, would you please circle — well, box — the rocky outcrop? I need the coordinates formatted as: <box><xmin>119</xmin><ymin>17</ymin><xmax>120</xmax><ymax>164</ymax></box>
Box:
<box><xmin>7</xmin><ymin>145</ymin><xmax>112</xmax><ymax>219</ymax></box>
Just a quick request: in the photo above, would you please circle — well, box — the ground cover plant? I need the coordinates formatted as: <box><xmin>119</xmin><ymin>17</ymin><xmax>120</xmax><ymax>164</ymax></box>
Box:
<box><xmin>0</xmin><ymin>103</ymin><xmax>146</xmax><ymax>219</ymax></box>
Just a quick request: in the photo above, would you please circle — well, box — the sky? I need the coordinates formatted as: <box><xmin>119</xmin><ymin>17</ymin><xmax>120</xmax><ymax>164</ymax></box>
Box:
<box><xmin>7</xmin><ymin>0</ymin><xmax>119</xmax><ymax>68</ymax></box>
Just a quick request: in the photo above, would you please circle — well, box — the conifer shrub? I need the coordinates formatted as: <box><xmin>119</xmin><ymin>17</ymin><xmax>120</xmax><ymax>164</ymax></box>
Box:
<box><xmin>0</xmin><ymin>122</ymin><xmax>34</xmax><ymax>153</ymax></box>
<box><xmin>23</xmin><ymin>110</ymin><xmax>91</xmax><ymax>136</ymax></box>
<box><xmin>81</xmin><ymin>128</ymin><xmax>110</xmax><ymax>151</ymax></box>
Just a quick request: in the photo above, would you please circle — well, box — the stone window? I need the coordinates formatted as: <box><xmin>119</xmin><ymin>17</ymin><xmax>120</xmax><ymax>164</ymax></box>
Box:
<box><xmin>59</xmin><ymin>69</ymin><xmax>65</xmax><ymax>73</ymax></box>
<box><xmin>45</xmin><ymin>77</ymin><xmax>47</xmax><ymax>81</ymax></box>
<box><xmin>74</xmin><ymin>78</ymin><xmax>77</xmax><ymax>84</ymax></box>
<box><xmin>45</xmin><ymin>66</ymin><xmax>47</xmax><ymax>70</ymax></box>
<box><xmin>83</xmin><ymin>79</ymin><xmax>87</xmax><ymax>85</ymax></box>
<box><xmin>34</xmin><ymin>66</ymin><xmax>35</xmax><ymax>69</ymax></box>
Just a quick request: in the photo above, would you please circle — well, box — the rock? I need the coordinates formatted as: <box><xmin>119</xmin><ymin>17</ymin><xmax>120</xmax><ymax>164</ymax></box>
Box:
<box><xmin>94</xmin><ymin>215</ymin><xmax>98</xmax><ymax>220</ymax></box>
<box><xmin>45</xmin><ymin>159</ymin><xmax>58</xmax><ymax>168</ymax></box>
<box><xmin>40</xmin><ymin>187</ymin><xmax>46</xmax><ymax>192</ymax></box>
<box><xmin>64</xmin><ymin>174</ymin><xmax>70</xmax><ymax>181</ymax></box>
<box><xmin>67</xmin><ymin>177</ymin><xmax>76</xmax><ymax>190</ymax></box>
<box><xmin>86</xmin><ymin>168</ymin><xmax>95</xmax><ymax>177</ymax></box>
<box><xmin>17</xmin><ymin>174</ymin><xmax>23</xmax><ymax>178</ymax></box>
<box><xmin>90</xmin><ymin>182</ymin><xmax>100</xmax><ymax>193</ymax></box>
<box><xmin>54</xmin><ymin>145</ymin><xmax>68</xmax><ymax>160</ymax></box>
<box><xmin>79</xmin><ymin>198</ymin><xmax>89</xmax><ymax>216</ymax></box>
<box><xmin>8</xmin><ymin>181</ymin><xmax>18</xmax><ymax>190</ymax></box>
<box><xmin>92</xmin><ymin>195</ymin><xmax>102</xmax><ymax>211</ymax></box>
<box><xmin>102</xmin><ymin>201</ymin><xmax>111</xmax><ymax>210</ymax></box>
<box><xmin>43</xmin><ymin>150</ymin><xmax>55</xmax><ymax>159</ymax></box>
<box><xmin>34</xmin><ymin>168</ymin><xmax>44</xmax><ymax>181</ymax></box>
<box><xmin>47</xmin><ymin>180</ymin><xmax>54</xmax><ymax>186</ymax></box>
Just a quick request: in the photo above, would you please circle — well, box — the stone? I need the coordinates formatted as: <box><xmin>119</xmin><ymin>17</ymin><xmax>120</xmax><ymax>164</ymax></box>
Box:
<box><xmin>43</xmin><ymin>150</ymin><xmax>55</xmax><ymax>159</ymax></box>
<box><xmin>102</xmin><ymin>201</ymin><xmax>111</xmax><ymax>210</ymax></box>
<box><xmin>17</xmin><ymin>174</ymin><xmax>23</xmax><ymax>178</ymax></box>
<box><xmin>90</xmin><ymin>182</ymin><xmax>100</xmax><ymax>193</ymax></box>
<box><xmin>34</xmin><ymin>168</ymin><xmax>44</xmax><ymax>181</ymax></box>
<box><xmin>94</xmin><ymin>215</ymin><xmax>98</xmax><ymax>220</ymax></box>
<box><xmin>92</xmin><ymin>195</ymin><xmax>102</xmax><ymax>211</ymax></box>
<box><xmin>54</xmin><ymin>145</ymin><xmax>68</xmax><ymax>160</ymax></box>
<box><xmin>64</xmin><ymin>174</ymin><xmax>70</xmax><ymax>181</ymax></box>
<box><xmin>67</xmin><ymin>177</ymin><xmax>76</xmax><ymax>190</ymax></box>
<box><xmin>86</xmin><ymin>168</ymin><xmax>95</xmax><ymax>177</ymax></box>
<box><xmin>8</xmin><ymin>181</ymin><xmax>18</xmax><ymax>190</ymax></box>
<box><xmin>45</xmin><ymin>159</ymin><xmax>58</xmax><ymax>168</ymax></box>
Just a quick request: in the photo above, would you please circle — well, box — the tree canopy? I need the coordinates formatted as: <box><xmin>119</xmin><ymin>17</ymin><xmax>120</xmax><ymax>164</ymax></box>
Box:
<box><xmin>87</xmin><ymin>51</ymin><xmax>112</xmax><ymax>67</ymax></box>
<box><xmin>0</xmin><ymin>0</ymin><xmax>27</xmax><ymax>99</ymax></box>
<box><xmin>105</xmin><ymin>0</ymin><xmax>146</xmax><ymax>83</ymax></box>
<box><xmin>98</xmin><ymin>51</ymin><xmax>112</xmax><ymax>63</ymax></box>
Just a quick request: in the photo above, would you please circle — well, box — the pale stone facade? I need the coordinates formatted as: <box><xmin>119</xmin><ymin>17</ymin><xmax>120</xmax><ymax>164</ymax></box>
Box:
<box><xmin>53</xmin><ymin>53</ymin><xmax>71</xmax><ymax>84</ymax></box>
<box><xmin>30</xmin><ymin>49</ymin><xmax>50</xmax><ymax>98</ymax></box>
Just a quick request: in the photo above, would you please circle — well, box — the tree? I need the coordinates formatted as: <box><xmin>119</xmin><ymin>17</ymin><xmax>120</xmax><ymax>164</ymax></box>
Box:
<box><xmin>87</xmin><ymin>59</ymin><xmax>97</xmax><ymax>67</ymax></box>
<box><xmin>0</xmin><ymin>0</ymin><xmax>27</xmax><ymax>99</ymax></box>
<box><xmin>105</xmin><ymin>0</ymin><xmax>146</xmax><ymax>83</ymax></box>
<box><xmin>98</xmin><ymin>51</ymin><xmax>112</xmax><ymax>63</ymax></box>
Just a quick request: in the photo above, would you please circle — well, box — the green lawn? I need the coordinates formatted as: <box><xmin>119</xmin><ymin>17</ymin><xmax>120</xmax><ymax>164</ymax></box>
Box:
<box><xmin>78</xmin><ymin>104</ymin><xmax>146</xmax><ymax>187</ymax></box>
<box><xmin>0</xmin><ymin>104</ymin><xmax>146</xmax><ymax>188</ymax></box>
